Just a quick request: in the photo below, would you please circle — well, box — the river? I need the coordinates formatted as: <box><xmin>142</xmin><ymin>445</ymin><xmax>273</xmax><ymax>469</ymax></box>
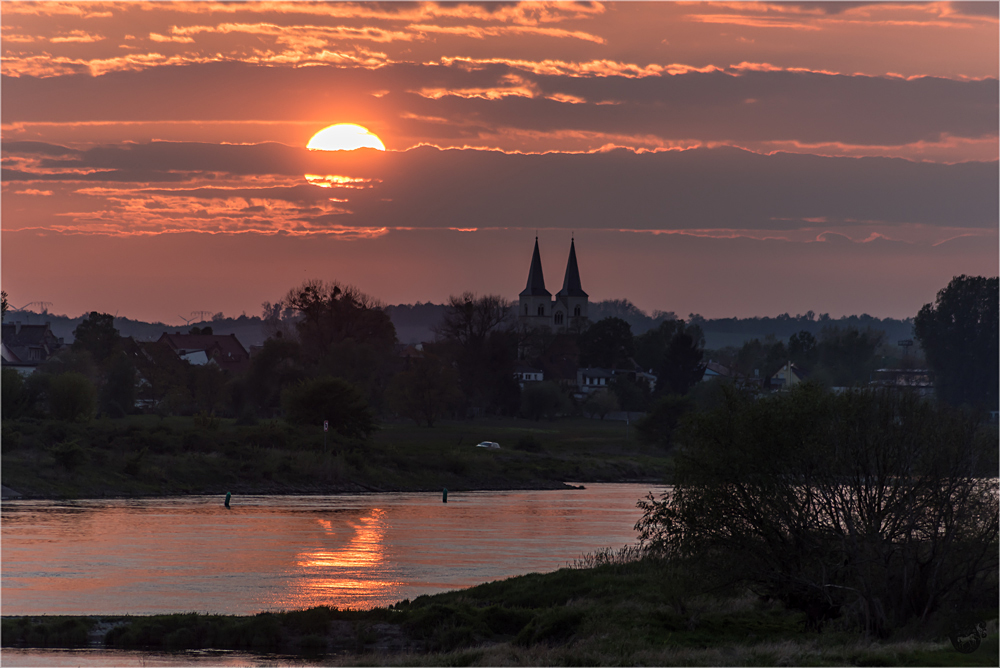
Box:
<box><xmin>1</xmin><ymin>483</ymin><xmax>663</xmax><ymax>617</ymax></box>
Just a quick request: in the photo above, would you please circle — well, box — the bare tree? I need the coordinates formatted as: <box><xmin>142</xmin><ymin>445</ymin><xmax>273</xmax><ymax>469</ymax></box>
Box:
<box><xmin>435</xmin><ymin>292</ymin><xmax>512</xmax><ymax>348</ymax></box>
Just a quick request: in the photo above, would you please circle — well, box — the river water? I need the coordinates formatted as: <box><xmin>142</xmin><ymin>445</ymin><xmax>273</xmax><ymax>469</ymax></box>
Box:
<box><xmin>1</xmin><ymin>483</ymin><xmax>663</xmax><ymax>617</ymax></box>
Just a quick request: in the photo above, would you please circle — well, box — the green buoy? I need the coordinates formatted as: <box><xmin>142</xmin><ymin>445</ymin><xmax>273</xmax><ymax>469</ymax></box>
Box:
<box><xmin>442</xmin><ymin>488</ymin><xmax>448</xmax><ymax>503</ymax></box>
<box><xmin>225</xmin><ymin>491</ymin><xmax>231</xmax><ymax>508</ymax></box>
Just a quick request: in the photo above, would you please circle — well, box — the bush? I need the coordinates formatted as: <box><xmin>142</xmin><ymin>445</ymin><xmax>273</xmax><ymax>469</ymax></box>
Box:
<box><xmin>635</xmin><ymin>394</ymin><xmax>692</xmax><ymax>447</ymax></box>
<box><xmin>281</xmin><ymin>376</ymin><xmax>377</xmax><ymax>439</ymax></box>
<box><xmin>520</xmin><ymin>382</ymin><xmax>570</xmax><ymax>420</ymax></box>
<box><xmin>636</xmin><ymin>384</ymin><xmax>999</xmax><ymax>637</ymax></box>
<box><xmin>48</xmin><ymin>372</ymin><xmax>97</xmax><ymax>422</ymax></box>
<box><xmin>514</xmin><ymin>434</ymin><xmax>544</xmax><ymax>452</ymax></box>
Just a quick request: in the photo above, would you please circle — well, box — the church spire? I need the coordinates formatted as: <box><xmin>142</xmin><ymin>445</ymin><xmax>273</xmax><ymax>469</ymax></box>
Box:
<box><xmin>519</xmin><ymin>236</ymin><xmax>551</xmax><ymax>297</ymax></box>
<box><xmin>557</xmin><ymin>237</ymin><xmax>587</xmax><ymax>298</ymax></box>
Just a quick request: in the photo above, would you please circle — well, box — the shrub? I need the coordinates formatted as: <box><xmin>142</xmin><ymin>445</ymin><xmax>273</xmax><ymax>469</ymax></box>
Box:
<box><xmin>520</xmin><ymin>382</ymin><xmax>570</xmax><ymax>420</ymax></box>
<box><xmin>281</xmin><ymin>376</ymin><xmax>377</xmax><ymax>439</ymax></box>
<box><xmin>48</xmin><ymin>372</ymin><xmax>97</xmax><ymax>422</ymax></box>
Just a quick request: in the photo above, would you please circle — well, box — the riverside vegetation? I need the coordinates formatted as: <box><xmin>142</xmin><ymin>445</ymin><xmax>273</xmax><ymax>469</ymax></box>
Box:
<box><xmin>0</xmin><ymin>415</ymin><xmax>665</xmax><ymax>499</ymax></box>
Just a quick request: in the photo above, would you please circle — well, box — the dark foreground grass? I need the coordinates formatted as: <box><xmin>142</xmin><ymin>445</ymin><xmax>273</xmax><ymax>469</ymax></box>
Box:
<box><xmin>4</xmin><ymin>556</ymin><xmax>996</xmax><ymax>666</ymax></box>
<box><xmin>1</xmin><ymin>415</ymin><xmax>668</xmax><ymax>499</ymax></box>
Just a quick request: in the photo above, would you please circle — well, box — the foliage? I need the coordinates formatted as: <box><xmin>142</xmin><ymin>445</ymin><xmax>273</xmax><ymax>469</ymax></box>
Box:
<box><xmin>47</xmin><ymin>372</ymin><xmax>97</xmax><ymax>422</ymax></box>
<box><xmin>99</xmin><ymin>351</ymin><xmax>136</xmax><ymax>418</ymax></box>
<box><xmin>386</xmin><ymin>357</ymin><xmax>462</xmax><ymax>427</ymax></box>
<box><xmin>281</xmin><ymin>376</ymin><xmax>377</xmax><ymax>439</ymax></box>
<box><xmin>2</xmin><ymin>368</ymin><xmax>39</xmax><ymax>419</ymax></box>
<box><xmin>635</xmin><ymin>319</ymin><xmax>705</xmax><ymax>396</ymax></box>
<box><xmin>914</xmin><ymin>274</ymin><xmax>999</xmax><ymax>409</ymax></box>
<box><xmin>270</xmin><ymin>280</ymin><xmax>398</xmax><ymax>408</ymax></box>
<box><xmin>242</xmin><ymin>335</ymin><xmax>304</xmax><ymax>417</ymax></box>
<box><xmin>435</xmin><ymin>293</ymin><xmax>518</xmax><ymax>414</ymax></box>
<box><xmin>583</xmin><ymin>390</ymin><xmax>619</xmax><ymax>420</ymax></box>
<box><xmin>608</xmin><ymin>373</ymin><xmax>650</xmax><ymax>412</ymax></box>
<box><xmin>520</xmin><ymin>381</ymin><xmax>570</xmax><ymax>420</ymax></box>
<box><xmin>636</xmin><ymin>384</ymin><xmax>999</xmax><ymax>637</ymax></box>
<box><xmin>816</xmin><ymin>325</ymin><xmax>885</xmax><ymax>386</ymax></box>
<box><xmin>435</xmin><ymin>292</ymin><xmax>512</xmax><ymax>348</ymax></box>
<box><xmin>579</xmin><ymin>317</ymin><xmax>634</xmax><ymax>368</ymax></box>
<box><xmin>635</xmin><ymin>394</ymin><xmax>692</xmax><ymax>448</ymax></box>
<box><xmin>0</xmin><ymin>290</ymin><xmax>7</xmax><ymax>320</ymax></box>
<box><xmin>72</xmin><ymin>311</ymin><xmax>120</xmax><ymax>363</ymax></box>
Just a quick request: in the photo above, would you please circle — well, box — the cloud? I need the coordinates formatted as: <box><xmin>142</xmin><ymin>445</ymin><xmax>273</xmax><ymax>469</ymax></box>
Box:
<box><xmin>3</xmin><ymin>63</ymin><xmax>994</xmax><ymax>156</ymax></box>
<box><xmin>3</xmin><ymin>141</ymin><xmax>995</xmax><ymax>236</ymax></box>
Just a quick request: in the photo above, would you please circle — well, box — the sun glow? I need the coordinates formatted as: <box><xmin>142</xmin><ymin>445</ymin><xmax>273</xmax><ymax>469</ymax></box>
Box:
<box><xmin>307</xmin><ymin>123</ymin><xmax>385</xmax><ymax>151</ymax></box>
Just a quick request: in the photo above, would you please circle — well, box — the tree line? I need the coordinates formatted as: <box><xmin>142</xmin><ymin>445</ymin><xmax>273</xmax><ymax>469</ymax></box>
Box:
<box><xmin>2</xmin><ymin>276</ymin><xmax>995</xmax><ymax>439</ymax></box>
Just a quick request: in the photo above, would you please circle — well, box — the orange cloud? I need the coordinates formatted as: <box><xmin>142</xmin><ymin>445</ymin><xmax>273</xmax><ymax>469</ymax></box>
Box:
<box><xmin>50</xmin><ymin>30</ymin><xmax>106</xmax><ymax>43</ymax></box>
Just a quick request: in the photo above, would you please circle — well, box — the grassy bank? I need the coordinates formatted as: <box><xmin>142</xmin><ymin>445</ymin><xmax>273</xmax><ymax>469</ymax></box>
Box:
<box><xmin>1</xmin><ymin>415</ymin><xmax>668</xmax><ymax>499</ymax></box>
<box><xmin>3</xmin><ymin>555</ymin><xmax>996</xmax><ymax>666</ymax></box>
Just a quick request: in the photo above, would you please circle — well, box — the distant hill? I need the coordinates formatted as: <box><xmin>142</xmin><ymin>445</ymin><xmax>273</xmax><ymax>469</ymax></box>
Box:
<box><xmin>6</xmin><ymin>301</ymin><xmax>915</xmax><ymax>352</ymax></box>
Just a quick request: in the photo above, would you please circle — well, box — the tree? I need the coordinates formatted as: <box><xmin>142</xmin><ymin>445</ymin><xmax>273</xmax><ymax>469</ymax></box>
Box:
<box><xmin>386</xmin><ymin>357</ymin><xmax>462</xmax><ymax>427</ymax></box>
<box><xmin>583</xmin><ymin>390</ymin><xmax>619</xmax><ymax>420</ymax></box>
<box><xmin>99</xmin><ymin>351</ymin><xmax>136</xmax><ymax>418</ymax></box>
<box><xmin>1</xmin><ymin>290</ymin><xmax>7</xmax><ymax>321</ymax></box>
<box><xmin>636</xmin><ymin>384</ymin><xmax>999</xmax><ymax>637</ymax></box>
<box><xmin>48</xmin><ymin>372</ymin><xmax>97</xmax><ymax>422</ymax></box>
<box><xmin>436</xmin><ymin>292</ymin><xmax>512</xmax><ymax>348</ymax></box>
<box><xmin>635</xmin><ymin>394</ymin><xmax>692</xmax><ymax>448</ymax></box>
<box><xmin>579</xmin><ymin>317</ymin><xmax>634</xmax><ymax>368</ymax></box>
<box><xmin>914</xmin><ymin>275</ymin><xmax>999</xmax><ymax>409</ymax></box>
<box><xmin>72</xmin><ymin>312</ymin><xmax>120</xmax><ymax>363</ymax></box>
<box><xmin>436</xmin><ymin>293</ymin><xmax>518</xmax><ymax>413</ymax></box>
<box><xmin>634</xmin><ymin>319</ymin><xmax>705</xmax><ymax>397</ymax></box>
<box><xmin>816</xmin><ymin>325</ymin><xmax>885</xmax><ymax>387</ymax></box>
<box><xmin>657</xmin><ymin>328</ymin><xmax>705</xmax><ymax>396</ymax></box>
<box><xmin>520</xmin><ymin>381</ymin><xmax>570</xmax><ymax>420</ymax></box>
<box><xmin>281</xmin><ymin>376</ymin><xmax>377</xmax><ymax>440</ymax></box>
<box><xmin>788</xmin><ymin>330</ymin><xmax>819</xmax><ymax>369</ymax></box>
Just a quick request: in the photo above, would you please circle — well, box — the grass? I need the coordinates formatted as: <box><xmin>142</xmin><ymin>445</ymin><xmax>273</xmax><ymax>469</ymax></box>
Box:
<box><xmin>4</xmin><ymin>555</ymin><xmax>996</xmax><ymax>666</ymax></box>
<box><xmin>1</xmin><ymin>415</ymin><xmax>670</xmax><ymax>499</ymax></box>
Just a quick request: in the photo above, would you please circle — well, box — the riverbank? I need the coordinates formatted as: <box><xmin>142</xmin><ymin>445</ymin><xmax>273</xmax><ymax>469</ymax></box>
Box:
<box><xmin>1</xmin><ymin>415</ymin><xmax>668</xmax><ymax>500</ymax></box>
<box><xmin>3</xmin><ymin>554</ymin><xmax>996</xmax><ymax>666</ymax></box>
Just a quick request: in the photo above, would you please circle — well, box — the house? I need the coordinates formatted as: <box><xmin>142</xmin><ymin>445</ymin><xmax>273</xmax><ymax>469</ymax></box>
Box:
<box><xmin>702</xmin><ymin>360</ymin><xmax>732</xmax><ymax>381</ymax></box>
<box><xmin>577</xmin><ymin>367</ymin><xmax>613</xmax><ymax>394</ymax></box>
<box><xmin>515</xmin><ymin>363</ymin><xmax>544</xmax><ymax>387</ymax></box>
<box><xmin>156</xmin><ymin>331</ymin><xmax>250</xmax><ymax>374</ymax></box>
<box><xmin>1</xmin><ymin>321</ymin><xmax>64</xmax><ymax>376</ymax></box>
<box><xmin>770</xmin><ymin>362</ymin><xmax>807</xmax><ymax>390</ymax></box>
<box><xmin>869</xmin><ymin>368</ymin><xmax>934</xmax><ymax>398</ymax></box>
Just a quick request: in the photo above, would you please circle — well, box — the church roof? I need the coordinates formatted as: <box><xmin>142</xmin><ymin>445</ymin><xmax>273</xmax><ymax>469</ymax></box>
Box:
<box><xmin>519</xmin><ymin>237</ymin><xmax>551</xmax><ymax>297</ymax></box>
<box><xmin>557</xmin><ymin>238</ymin><xmax>588</xmax><ymax>298</ymax></box>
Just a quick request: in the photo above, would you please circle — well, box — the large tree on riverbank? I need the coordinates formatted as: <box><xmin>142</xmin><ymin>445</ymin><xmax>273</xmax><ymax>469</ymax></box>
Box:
<box><xmin>636</xmin><ymin>384</ymin><xmax>999</xmax><ymax>637</ymax></box>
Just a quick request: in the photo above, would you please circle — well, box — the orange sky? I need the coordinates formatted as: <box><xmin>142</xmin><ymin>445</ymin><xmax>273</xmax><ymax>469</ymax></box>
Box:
<box><xmin>2</xmin><ymin>1</ymin><xmax>997</xmax><ymax>322</ymax></box>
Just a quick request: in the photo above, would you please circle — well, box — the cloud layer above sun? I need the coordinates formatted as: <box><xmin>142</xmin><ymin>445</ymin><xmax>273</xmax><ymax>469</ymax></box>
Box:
<box><xmin>2</xmin><ymin>1</ymin><xmax>997</xmax><ymax>320</ymax></box>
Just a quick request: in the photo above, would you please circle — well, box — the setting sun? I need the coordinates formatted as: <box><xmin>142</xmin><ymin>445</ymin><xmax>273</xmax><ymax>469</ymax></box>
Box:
<box><xmin>307</xmin><ymin>123</ymin><xmax>385</xmax><ymax>151</ymax></box>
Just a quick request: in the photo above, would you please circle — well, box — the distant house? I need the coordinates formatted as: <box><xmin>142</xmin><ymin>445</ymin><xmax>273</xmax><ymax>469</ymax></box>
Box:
<box><xmin>770</xmin><ymin>362</ymin><xmax>808</xmax><ymax>390</ymax></box>
<box><xmin>702</xmin><ymin>360</ymin><xmax>733</xmax><ymax>381</ymax></box>
<box><xmin>515</xmin><ymin>363</ymin><xmax>544</xmax><ymax>387</ymax></box>
<box><xmin>1</xmin><ymin>321</ymin><xmax>64</xmax><ymax>376</ymax></box>
<box><xmin>156</xmin><ymin>331</ymin><xmax>250</xmax><ymax>374</ymax></box>
<box><xmin>577</xmin><ymin>367</ymin><xmax>613</xmax><ymax>395</ymax></box>
<box><xmin>869</xmin><ymin>368</ymin><xmax>934</xmax><ymax>398</ymax></box>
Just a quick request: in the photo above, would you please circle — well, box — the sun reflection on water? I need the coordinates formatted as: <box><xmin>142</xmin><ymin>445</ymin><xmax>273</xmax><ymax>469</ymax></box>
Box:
<box><xmin>287</xmin><ymin>508</ymin><xmax>402</xmax><ymax>609</ymax></box>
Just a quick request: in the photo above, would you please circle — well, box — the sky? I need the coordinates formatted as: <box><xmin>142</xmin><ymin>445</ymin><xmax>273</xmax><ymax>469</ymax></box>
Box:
<box><xmin>2</xmin><ymin>1</ymin><xmax>997</xmax><ymax>324</ymax></box>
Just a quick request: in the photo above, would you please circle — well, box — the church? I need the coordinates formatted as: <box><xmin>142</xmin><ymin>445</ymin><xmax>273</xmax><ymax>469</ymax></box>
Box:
<box><xmin>518</xmin><ymin>237</ymin><xmax>588</xmax><ymax>331</ymax></box>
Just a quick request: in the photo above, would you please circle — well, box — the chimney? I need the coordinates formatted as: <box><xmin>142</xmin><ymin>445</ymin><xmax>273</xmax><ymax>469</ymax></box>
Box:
<box><xmin>15</xmin><ymin>321</ymin><xmax>21</xmax><ymax>335</ymax></box>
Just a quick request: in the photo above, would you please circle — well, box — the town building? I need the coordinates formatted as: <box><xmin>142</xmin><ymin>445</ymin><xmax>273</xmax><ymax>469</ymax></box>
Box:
<box><xmin>1</xmin><ymin>321</ymin><xmax>64</xmax><ymax>376</ymax></box>
<box><xmin>517</xmin><ymin>237</ymin><xmax>589</xmax><ymax>332</ymax></box>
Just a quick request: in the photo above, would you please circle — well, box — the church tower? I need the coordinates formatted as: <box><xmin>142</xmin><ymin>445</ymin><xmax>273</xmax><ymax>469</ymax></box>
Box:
<box><xmin>518</xmin><ymin>236</ymin><xmax>552</xmax><ymax>327</ymax></box>
<box><xmin>553</xmin><ymin>237</ymin><xmax>588</xmax><ymax>330</ymax></box>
